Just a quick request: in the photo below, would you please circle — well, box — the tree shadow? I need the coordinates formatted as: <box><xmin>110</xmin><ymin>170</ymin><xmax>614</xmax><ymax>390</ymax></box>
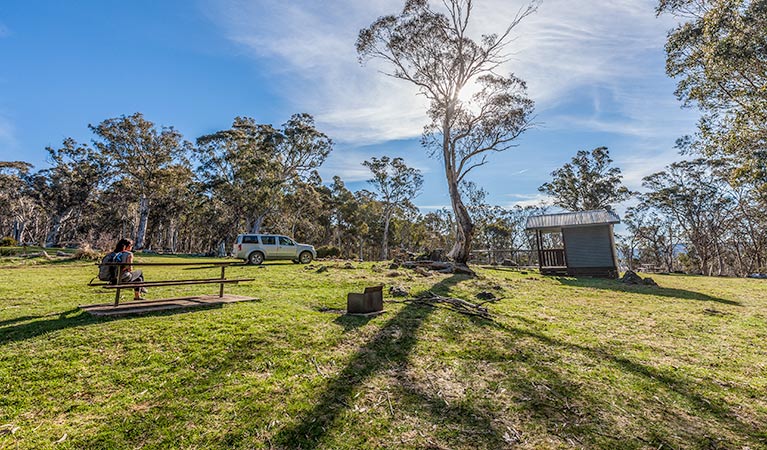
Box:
<box><xmin>555</xmin><ymin>277</ymin><xmax>741</xmax><ymax>306</ymax></box>
<box><xmin>269</xmin><ymin>274</ymin><xmax>494</xmax><ymax>448</ymax></box>
<box><xmin>0</xmin><ymin>314</ymin><xmax>50</xmax><ymax>328</ymax></box>
<box><xmin>471</xmin><ymin>318</ymin><xmax>766</xmax><ymax>446</ymax></box>
<box><xmin>332</xmin><ymin>313</ymin><xmax>378</xmax><ymax>332</ymax></box>
<box><xmin>0</xmin><ymin>305</ymin><xmax>222</xmax><ymax>346</ymax></box>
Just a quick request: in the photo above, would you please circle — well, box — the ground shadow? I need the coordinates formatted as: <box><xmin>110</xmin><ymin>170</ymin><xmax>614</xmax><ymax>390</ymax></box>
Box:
<box><xmin>481</xmin><ymin>265</ymin><xmax>535</xmax><ymax>273</ymax></box>
<box><xmin>269</xmin><ymin>274</ymin><xmax>501</xmax><ymax>448</ymax></box>
<box><xmin>332</xmin><ymin>313</ymin><xmax>378</xmax><ymax>331</ymax></box>
<box><xmin>473</xmin><ymin>318</ymin><xmax>765</xmax><ymax>446</ymax></box>
<box><xmin>0</xmin><ymin>304</ymin><xmax>223</xmax><ymax>346</ymax></box>
<box><xmin>0</xmin><ymin>314</ymin><xmax>51</xmax><ymax>328</ymax></box>
<box><xmin>555</xmin><ymin>276</ymin><xmax>740</xmax><ymax>306</ymax></box>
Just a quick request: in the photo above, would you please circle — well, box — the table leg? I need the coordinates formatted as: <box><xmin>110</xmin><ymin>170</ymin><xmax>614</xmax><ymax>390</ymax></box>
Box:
<box><xmin>114</xmin><ymin>265</ymin><xmax>122</xmax><ymax>307</ymax></box>
<box><xmin>219</xmin><ymin>266</ymin><xmax>225</xmax><ymax>297</ymax></box>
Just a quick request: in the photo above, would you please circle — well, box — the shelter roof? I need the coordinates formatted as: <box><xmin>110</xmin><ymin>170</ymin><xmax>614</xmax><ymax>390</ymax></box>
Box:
<box><xmin>525</xmin><ymin>210</ymin><xmax>620</xmax><ymax>231</ymax></box>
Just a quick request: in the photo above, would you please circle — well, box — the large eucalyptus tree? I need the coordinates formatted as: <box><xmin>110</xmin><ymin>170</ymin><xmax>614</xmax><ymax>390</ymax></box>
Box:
<box><xmin>357</xmin><ymin>0</ymin><xmax>536</xmax><ymax>266</ymax></box>
<box><xmin>362</xmin><ymin>156</ymin><xmax>423</xmax><ymax>259</ymax></box>
<box><xmin>90</xmin><ymin>113</ymin><xmax>189</xmax><ymax>249</ymax></box>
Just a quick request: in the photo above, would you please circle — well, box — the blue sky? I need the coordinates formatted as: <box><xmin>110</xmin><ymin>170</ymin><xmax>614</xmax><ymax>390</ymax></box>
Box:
<box><xmin>0</xmin><ymin>0</ymin><xmax>699</xmax><ymax>213</ymax></box>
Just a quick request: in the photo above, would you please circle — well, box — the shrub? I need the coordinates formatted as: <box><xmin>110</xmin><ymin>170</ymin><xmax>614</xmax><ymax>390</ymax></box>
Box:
<box><xmin>74</xmin><ymin>243</ymin><xmax>101</xmax><ymax>260</ymax></box>
<box><xmin>0</xmin><ymin>236</ymin><xmax>18</xmax><ymax>247</ymax></box>
<box><xmin>316</xmin><ymin>245</ymin><xmax>341</xmax><ymax>259</ymax></box>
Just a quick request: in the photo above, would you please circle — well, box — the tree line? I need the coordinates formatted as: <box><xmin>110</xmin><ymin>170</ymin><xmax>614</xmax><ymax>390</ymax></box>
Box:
<box><xmin>0</xmin><ymin>111</ymin><xmax>545</xmax><ymax>261</ymax></box>
<box><xmin>2</xmin><ymin>0</ymin><xmax>764</xmax><ymax>277</ymax></box>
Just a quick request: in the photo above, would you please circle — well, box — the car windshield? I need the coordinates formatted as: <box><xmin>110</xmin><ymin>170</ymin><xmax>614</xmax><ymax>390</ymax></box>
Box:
<box><xmin>279</xmin><ymin>237</ymin><xmax>294</xmax><ymax>246</ymax></box>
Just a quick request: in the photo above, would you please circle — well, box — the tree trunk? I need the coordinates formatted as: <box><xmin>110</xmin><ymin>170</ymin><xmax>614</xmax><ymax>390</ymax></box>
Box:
<box><xmin>135</xmin><ymin>194</ymin><xmax>150</xmax><ymax>249</ymax></box>
<box><xmin>45</xmin><ymin>214</ymin><xmax>63</xmax><ymax>248</ymax></box>
<box><xmin>381</xmin><ymin>209</ymin><xmax>391</xmax><ymax>260</ymax></box>
<box><xmin>446</xmin><ymin>175</ymin><xmax>474</xmax><ymax>264</ymax></box>
<box><xmin>441</xmin><ymin>109</ymin><xmax>474</xmax><ymax>267</ymax></box>
<box><xmin>250</xmin><ymin>213</ymin><xmax>266</xmax><ymax>234</ymax></box>
<box><xmin>13</xmin><ymin>220</ymin><xmax>24</xmax><ymax>243</ymax></box>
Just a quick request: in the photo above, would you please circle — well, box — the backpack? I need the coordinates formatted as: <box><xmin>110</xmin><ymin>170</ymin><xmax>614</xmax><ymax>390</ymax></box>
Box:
<box><xmin>98</xmin><ymin>252</ymin><xmax>118</xmax><ymax>282</ymax></box>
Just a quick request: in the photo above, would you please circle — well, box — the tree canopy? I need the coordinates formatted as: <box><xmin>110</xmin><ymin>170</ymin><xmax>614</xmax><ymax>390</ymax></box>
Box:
<box><xmin>538</xmin><ymin>147</ymin><xmax>632</xmax><ymax>211</ymax></box>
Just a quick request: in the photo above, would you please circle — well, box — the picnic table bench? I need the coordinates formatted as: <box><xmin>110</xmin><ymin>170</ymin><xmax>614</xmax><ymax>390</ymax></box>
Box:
<box><xmin>88</xmin><ymin>261</ymin><xmax>254</xmax><ymax>307</ymax></box>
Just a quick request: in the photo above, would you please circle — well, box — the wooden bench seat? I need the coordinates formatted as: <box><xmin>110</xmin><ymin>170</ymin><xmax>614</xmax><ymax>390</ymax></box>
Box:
<box><xmin>99</xmin><ymin>278</ymin><xmax>254</xmax><ymax>289</ymax></box>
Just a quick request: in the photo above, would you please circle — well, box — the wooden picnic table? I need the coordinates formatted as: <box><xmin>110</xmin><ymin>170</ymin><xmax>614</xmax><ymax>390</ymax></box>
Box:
<box><xmin>91</xmin><ymin>260</ymin><xmax>253</xmax><ymax>307</ymax></box>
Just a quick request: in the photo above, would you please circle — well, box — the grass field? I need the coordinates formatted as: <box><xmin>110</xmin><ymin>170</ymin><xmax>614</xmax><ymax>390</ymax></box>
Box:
<box><xmin>1</xmin><ymin>254</ymin><xmax>766</xmax><ymax>449</ymax></box>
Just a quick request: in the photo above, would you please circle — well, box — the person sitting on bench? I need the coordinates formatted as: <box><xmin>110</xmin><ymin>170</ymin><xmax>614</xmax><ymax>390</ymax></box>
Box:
<box><xmin>113</xmin><ymin>238</ymin><xmax>148</xmax><ymax>301</ymax></box>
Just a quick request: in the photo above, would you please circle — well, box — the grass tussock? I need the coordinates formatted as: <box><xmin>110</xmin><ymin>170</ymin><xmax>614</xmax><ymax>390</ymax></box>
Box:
<box><xmin>1</xmin><ymin>255</ymin><xmax>766</xmax><ymax>449</ymax></box>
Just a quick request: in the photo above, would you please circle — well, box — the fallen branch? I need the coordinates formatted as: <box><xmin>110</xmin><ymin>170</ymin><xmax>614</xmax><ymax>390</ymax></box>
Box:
<box><xmin>389</xmin><ymin>291</ymin><xmax>493</xmax><ymax>319</ymax></box>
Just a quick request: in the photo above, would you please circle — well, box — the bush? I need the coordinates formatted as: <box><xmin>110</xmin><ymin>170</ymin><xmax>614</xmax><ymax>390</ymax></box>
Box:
<box><xmin>74</xmin><ymin>243</ymin><xmax>100</xmax><ymax>260</ymax></box>
<box><xmin>0</xmin><ymin>236</ymin><xmax>18</xmax><ymax>247</ymax></box>
<box><xmin>316</xmin><ymin>245</ymin><xmax>341</xmax><ymax>258</ymax></box>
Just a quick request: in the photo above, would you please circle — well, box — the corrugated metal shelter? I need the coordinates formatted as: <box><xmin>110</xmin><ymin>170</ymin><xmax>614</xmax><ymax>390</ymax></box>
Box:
<box><xmin>525</xmin><ymin>210</ymin><xmax>620</xmax><ymax>278</ymax></box>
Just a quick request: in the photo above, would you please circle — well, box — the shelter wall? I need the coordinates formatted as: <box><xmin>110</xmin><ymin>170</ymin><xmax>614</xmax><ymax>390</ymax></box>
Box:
<box><xmin>562</xmin><ymin>225</ymin><xmax>616</xmax><ymax>269</ymax></box>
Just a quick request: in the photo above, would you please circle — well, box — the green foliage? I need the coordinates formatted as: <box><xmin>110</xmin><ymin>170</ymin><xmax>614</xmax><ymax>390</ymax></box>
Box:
<box><xmin>640</xmin><ymin>159</ymin><xmax>734</xmax><ymax>276</ymax></box>
<box><xmin>659</xmin><ymin>0</ymin><xmax>767</xmax><ymax>195</ymax></box>
<box><xmin>195</xmin><ymin>114</ymin><xmax>332</xmax><ymax>237</ymax></box>
<box><xmin>539</xmin><ymin>146</ymin><xmax>632</xmax><ymax>211</ymax></box>
<box><xmin>363</xmin><ymin>156</ymin><xmax>423</xmax><ymax>259</ymax></box>
<box><xmin>0</xmin><ymin>236</ymin><xmax>17</xmax><ymax>247</ymax></box>
<box><xmin>28</xmin><ymin>138</ymin><xmax>107</xmax><ymax>247</ymax></box>
<box><xmin>89</xmin><ymin>112</ymin><xmax>190</xmax><ymax>249</ymax></box>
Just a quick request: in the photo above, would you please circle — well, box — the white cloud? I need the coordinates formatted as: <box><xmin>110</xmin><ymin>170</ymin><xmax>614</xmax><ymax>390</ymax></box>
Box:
<box><xmin>204</xmin><ymin>0</ymin><xmax>689</xmax><ymax>145</ymax></box>
<box><xmin>203</xmin><ymin>0</ymin><xmax>429</xmax><ymax>144</ymax></box>
<box><xmin>204</xmin><ymin>0</ymin><xmax>701</xmax><ymax>204</ymax></box>
<box><xmin>496</xmin><ymin>0</ymin><xmax>676</xmax><ymax>106</ymax></box>
<box><xmin>504</xmin><ymin>192</ymin><xmax>552</xmax><ymax>208</ymax></box>
<box><xmin>417</xmin><ymin>204</ymin><xmax>452</xmax><ymax>210</ymax></box>
<box><xmin>320</xmin><ymin>155</ymin><xmax>371</xmax><ymax>182</ymax></box>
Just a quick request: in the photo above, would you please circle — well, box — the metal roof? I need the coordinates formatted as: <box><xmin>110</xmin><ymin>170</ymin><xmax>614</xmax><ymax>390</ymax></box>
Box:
<box><xmin>525</xmin><ymin>210</ymin><xmax>620</xmax><ymax>230</ymax></box>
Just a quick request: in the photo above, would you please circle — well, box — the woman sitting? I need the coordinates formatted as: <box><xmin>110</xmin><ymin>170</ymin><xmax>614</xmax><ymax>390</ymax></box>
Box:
<box><xmin>113</xmin><ymin>238</ymin><xmax>148</xmax><ymax>300</ymax></box>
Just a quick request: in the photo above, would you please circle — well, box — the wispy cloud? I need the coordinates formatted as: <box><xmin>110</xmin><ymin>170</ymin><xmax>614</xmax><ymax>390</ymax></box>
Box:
<box><xmin>0</xmin><ymin>22</ymin><xmax>9</xmax><ymax>38</ymax></box>
<box><xmin>204</xmin><ymin>0</ymin><xmax>700</xmax><ymax>205</ymax></box>
<box><xmin>504</xmin><ymin>192</ymin><xmax>552</xmax><ymax>208</ymax></box>
<box><xmin>203</xmin><ymin>0</ymin><xmax>429</xmax><ymax>144</ymax></box>
<box><xmin>204</xmin><ymin>0</ymin><xmax>690</xmax><ymax>145</ymax></box>
<box><xmin>417</xmin><ymin>204</ymin><xmax>451</xmax><ymax>210</ymax></box>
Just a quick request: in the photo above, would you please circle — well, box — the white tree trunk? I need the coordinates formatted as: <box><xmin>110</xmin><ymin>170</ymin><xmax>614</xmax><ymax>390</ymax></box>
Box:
<box><xmin>135</xmin><ymin>194</ymin><xmax>150</xmax><ymax>249</ymax></box>
<box><xmin>381</xmin><ymin>209</ymin><xmax>391</xmax><ymax>260</ymax></box>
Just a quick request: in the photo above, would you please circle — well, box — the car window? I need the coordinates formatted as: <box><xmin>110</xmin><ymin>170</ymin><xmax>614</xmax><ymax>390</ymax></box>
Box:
<box><xmin>236</xmin><ymin>235</ymin><xmax>243</xmax><ymax>244</ymax></box>
<box><xmin>242</xmin><ymin>235</ymin><xmax>259</xmax><ymax>244</ymax></box>
<box><xmin>260</xmin><ymin>236</ymin><xmax>276</xmax><ymax>245</ymax></box>
<box><xmin>279</xmin><ymin>237</ymin><xmax>294</xmax><ymax>246</ymax></box>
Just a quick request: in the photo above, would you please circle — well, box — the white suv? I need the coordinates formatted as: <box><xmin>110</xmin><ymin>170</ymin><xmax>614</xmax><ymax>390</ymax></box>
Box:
<box><xmin>233</xmin><ymin>234</ymin><xmax>316</xmax><ymax>265</ymax></box>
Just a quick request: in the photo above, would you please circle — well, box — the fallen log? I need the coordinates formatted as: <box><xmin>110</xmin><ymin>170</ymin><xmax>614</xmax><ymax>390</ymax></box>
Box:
<box><xmin>389</xmin><ymin>290</ymin><xmax>492</xmax><ymax>319</ymax></box>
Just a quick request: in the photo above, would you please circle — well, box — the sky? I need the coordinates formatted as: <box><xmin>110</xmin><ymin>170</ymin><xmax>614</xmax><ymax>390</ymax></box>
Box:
<box><xmin>0</xmin><ymin>0</ymin><xmax>699</xmax><ymax>214</ymax></box>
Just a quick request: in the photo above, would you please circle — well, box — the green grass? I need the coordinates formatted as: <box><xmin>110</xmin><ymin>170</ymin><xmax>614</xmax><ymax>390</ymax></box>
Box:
<box><xmin>1</xmin><ymin>255</ymin><xmax>766</xmax><ymax>449</ymax></box>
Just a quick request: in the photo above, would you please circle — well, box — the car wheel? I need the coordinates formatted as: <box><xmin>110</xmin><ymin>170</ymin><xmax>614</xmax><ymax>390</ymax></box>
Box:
<box><xmin>299</xmin><ymin>251</ymin><xmax>313</xmax><ymax>264</ymax></box>
<box><xmin>248</xmin><ymin>251</ymin><xmax>265</xmax><ymax>265</ymax></box>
